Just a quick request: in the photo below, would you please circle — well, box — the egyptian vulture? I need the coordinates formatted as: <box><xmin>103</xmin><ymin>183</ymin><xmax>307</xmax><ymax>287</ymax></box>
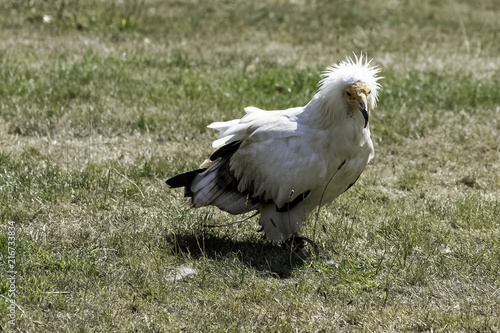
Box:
<box><xmin>167</xmin><ymin>55</ymin><xmax>382</xmax><ymax>251</ymax></box>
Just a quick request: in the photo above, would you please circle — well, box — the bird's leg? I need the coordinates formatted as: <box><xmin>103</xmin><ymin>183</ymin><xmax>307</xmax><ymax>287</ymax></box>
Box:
<box><xmin>288</xmin><ymin>234</ymin><xmax>319</xmax><ymax>258</ymax></box>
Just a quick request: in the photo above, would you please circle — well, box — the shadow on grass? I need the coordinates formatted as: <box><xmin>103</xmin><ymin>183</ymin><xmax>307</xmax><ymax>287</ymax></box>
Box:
<box><xmin>167</xmin><ymin>231</ymin><xmax>307</xmax><ymax>278</ymax></box>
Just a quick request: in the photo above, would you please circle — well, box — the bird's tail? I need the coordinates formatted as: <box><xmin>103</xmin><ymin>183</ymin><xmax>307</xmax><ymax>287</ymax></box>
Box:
<box><xmin>166</xmin><ymin>160</ymin><xmax>263</xmax><ymax>215</ymax></box>
<box><xmin>166</xmin><ymin>169</ymin><xmax>205</xmax><ymax>198</ymax></box>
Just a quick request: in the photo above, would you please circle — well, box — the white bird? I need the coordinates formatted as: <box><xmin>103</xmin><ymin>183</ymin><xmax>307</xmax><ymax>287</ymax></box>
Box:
<box><xmin>167</xmin><ymin>54</ymin><xmax>382</xmax><ymax>250</ymax></box>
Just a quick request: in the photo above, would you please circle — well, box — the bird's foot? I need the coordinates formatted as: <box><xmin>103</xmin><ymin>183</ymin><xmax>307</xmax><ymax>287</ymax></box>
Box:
<box><xmin>287</xmin><ymin>234</ymin><xmax>319</xmax><ymax>258</ymax></box>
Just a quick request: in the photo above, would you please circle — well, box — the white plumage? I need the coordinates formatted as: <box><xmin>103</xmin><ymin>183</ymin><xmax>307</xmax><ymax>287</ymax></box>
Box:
<box><xmin>167</xmin><ymin>54</ymin><xmax>382</xmax><ymax>243</ymax></box>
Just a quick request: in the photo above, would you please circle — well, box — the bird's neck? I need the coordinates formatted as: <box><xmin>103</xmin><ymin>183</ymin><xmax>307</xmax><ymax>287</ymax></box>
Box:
<box><xmin>300</xmin><ymin>93</ymin><xmax>348</xmax><ymax>130</ymax></box>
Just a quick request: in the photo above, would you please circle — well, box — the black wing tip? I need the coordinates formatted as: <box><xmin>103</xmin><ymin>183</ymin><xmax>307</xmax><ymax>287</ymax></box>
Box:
<box><xmin>166</xmin><ymin>169</ymin><xmax>205</xmax><ymax>188</ymax></box>
<box><xmin>209</xmin><ymin>140</ymin><xmax>242</xmax><ymax>161</ymax></box>
<box><xmin>167</xmin><ymin>141</ymin><xmax>241</xmax><ymax>188</ymax></box>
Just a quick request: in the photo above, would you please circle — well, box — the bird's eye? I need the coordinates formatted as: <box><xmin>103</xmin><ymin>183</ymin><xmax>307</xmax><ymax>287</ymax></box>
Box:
<box><xmin>346</xmin><ymin>91</ymin><xmax>352</xmax><ymax>97</ymax></box>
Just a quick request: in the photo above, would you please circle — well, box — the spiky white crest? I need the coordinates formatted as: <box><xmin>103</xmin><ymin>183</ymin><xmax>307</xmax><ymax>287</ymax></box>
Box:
<box><xmin>318</xmin><ymin>53</ymin><xmax>382</xmax><ymax>111</ymax></box>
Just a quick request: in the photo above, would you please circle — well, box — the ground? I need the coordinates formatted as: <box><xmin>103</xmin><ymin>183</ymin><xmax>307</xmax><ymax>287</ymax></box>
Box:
<box><xmin>0</xmin><ymin>0</ymin><xmax>499</xmax><ymax>332</ymax></box>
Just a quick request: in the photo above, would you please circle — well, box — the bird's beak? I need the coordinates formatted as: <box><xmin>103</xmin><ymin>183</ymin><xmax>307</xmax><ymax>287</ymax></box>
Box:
<box><xmin>359</xmin><ymin>94</ymin><xmax>369</xmax><ymax>128</ymax></box>
<box><xmin>360</xmin><ymin>106</ymin><xmax>369</xmax><ymax>128</ymax></box>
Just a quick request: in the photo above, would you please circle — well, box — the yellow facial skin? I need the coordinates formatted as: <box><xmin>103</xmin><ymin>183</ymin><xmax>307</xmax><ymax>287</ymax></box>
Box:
<box><xmin>344</xmin><ymin>81</ymin><xmax>371</xmax><ymax>128</ymax></box>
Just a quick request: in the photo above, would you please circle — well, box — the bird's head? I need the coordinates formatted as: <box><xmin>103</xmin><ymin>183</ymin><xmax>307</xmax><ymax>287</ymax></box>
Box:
<box><xmin>343</xmin><ymin>81</ymin><xmax>371</xmax><ymax>128</ymax></box>
<box><xmin>316</xmin><ymin>54</ymin><xmax>382</xmax><ymax>129</ymax></box>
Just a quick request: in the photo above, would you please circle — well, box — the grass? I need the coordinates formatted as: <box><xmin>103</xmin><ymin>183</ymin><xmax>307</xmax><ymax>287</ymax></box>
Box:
<box><xmin>0</xmin><ymin>0</ymin><xmax>499</xmax><ymax>331</ymax></box>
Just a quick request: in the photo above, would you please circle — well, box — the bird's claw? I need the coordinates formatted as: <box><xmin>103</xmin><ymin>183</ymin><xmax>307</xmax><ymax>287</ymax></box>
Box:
<box><xmin>287</xmin><ymin>234</ymin><xmax>319</xmax><ymax>258</ymax></box>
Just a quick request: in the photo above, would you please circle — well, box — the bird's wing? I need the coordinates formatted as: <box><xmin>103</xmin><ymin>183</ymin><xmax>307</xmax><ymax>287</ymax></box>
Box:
<box><xmin>208</xmin><ymin>106</ymin><xmax>302</xmax><ymax>148</ymax></box>
<box><xmin>208</xmin><ymin>107</ymin><xmax>328</xmax><ymax>209</ymax></box>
